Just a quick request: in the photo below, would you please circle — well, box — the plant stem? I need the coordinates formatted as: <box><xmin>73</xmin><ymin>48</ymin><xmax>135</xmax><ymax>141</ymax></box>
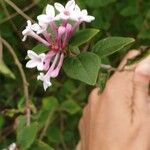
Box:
<box><xmin>4</xmin><ymin>0</ymin><xmax>34</xmax><ymax>22</ymax></box>
<box><xmin>100</xmin><ymin>64</ymin><xmax>136</xmax><ymax>72</ymax></box>
<box><xmin>1</xmin><ymin>37</ymin><xmax>30</xmax><ymax>126</ymax></box>
<box><xmin>100</xmin><ymin>64</ymin><xmax>117</xmax><ymax>71</ymax></box>
<box><xmin>0</xmin><ymin>36</ymin><xmax>3</xmax><ymax>59</ymax></box>
<box><xmin>39</xmin><ymin>109</ymin><xmax>54</xmax><ymax>140</ymax></box>
<box><xmin>0</xmin><ymin>1</ymin><xmax>39</xmax><ymax>24</ymax></box>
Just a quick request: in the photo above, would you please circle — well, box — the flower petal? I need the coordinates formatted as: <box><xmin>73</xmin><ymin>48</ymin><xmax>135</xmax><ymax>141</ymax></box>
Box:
<box><xmin>84</xmin><ymin>15</ymin><xmax>95</xmax><ymax>22</ymax></box>
<box><xmin>46</xmin><ymin>4</ymin><xmax>55</xmax><ymax>18</ymax></box>
<box><xmin>55</xmin><ymin>14</ymin><xmax>61</xmax><ymax>20</ymax></box>
<box><xmin>37</xmin><ymin>14</ymin><xmax>49</xmax><ymax>23</ymax></box>
<box><xmin>31</xmin><ymin>23</ymin><xmax>41</xmax><ymax>31</ymax></box>
<box><xmin>27</xmin><ymin>50</ymin><xmax>38</xmax><ymax>59</ymax></box>
<box><xmin>22</xmin><ymin>35</ymin><xmax>27</xmax><ymax>41</ymax></box>
<box><xmin>39</xmin><ymin>53</ymin><xmax>46</xmax><ymax>61</ymax></box>
<box><xmin>60</xmin><ymin>13</ymin><xmax>70</xmax><ymax>20</ymax></box>
<box><xmin>37</xmin><ymin>63</ymin><xmax>44</xmax><ymax>71</ymax></box>
<box><xmin>54</xmin><ymin>3</ymin><xmax>65</xmax><ymax>12</ymax></box>
<box><xmin>43</xmin><ymin>80</ymin><xmax>51</xmax><ymax>91</ymax></box>
<box><xmin>37</xmin><ymin>72</ymin><xmax>44</xmax><ymax>80</ymax></box>
<box><xmin>82</xmin><ymin>9</ymin><xmax>88</xmax><ymax>16</ymax></box>
<box><xmin>26</xmin><ymin>60</ymin><xmax>38</xmax><ymax>68</ymax></box>
<box><xmin>75</xmin><ymin>4</ymin><xmax>81</xmax><ymax>13</ymax></box>
<box><xmin>65</xmin><ymin>0</ymin><xmax>75</xmax><ymax>11</ymax></box>
<box><xmin>27</xmin><ymin>20</ymin><xmax>32</xmax><ymax>26</ymax></box>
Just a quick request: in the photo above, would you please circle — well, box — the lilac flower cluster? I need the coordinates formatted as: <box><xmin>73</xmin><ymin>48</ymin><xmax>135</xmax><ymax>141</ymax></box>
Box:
<box><xmin>22</xmin><ymin>0</ymin><xmax>95</xmax><ymax>91</ymax></box>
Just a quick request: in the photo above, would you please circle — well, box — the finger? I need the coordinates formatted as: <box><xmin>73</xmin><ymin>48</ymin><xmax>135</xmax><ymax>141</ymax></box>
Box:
<box><xmin>79</xmin><ymin>88</ymin><xmax>100</xmax><ymax>150</ymax></box>
<box><xmin>76</xmin><ymin>141</ymin><xmax>81</xmax><ymax>150</ymax></box>
<box><xmin>133</xmin><ymin>56</ymin><xmax>150</xmax><ymax>114</ymax></box>
<box><xmin>118</xmin><ymin>49</ymin><xmax>140</xmax><ymax>70</ymax></box>
<box><xmin>105</xmin><ymin>50</ymin><xmax>140</xmax><ymax>103</ymax></box>
<box><xmin>88</xmin><ymin>88</ymin><xmax>101</xmax><ymax>106</ymax></box>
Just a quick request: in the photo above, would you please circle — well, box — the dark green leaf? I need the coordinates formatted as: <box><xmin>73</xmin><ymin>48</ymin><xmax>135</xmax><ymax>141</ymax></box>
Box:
<box><xmin>32</xmin><ymin>44</ymin><xmax>48</xmax><ymax>54</ymax></box>
<box><xmin>17</xmin><ymin>122</ymin><xmax>38</xmax><ymax>150</ymax></box>
<box><xmin>69</xmin><ymin>46</ymin><xmax>80</xmax><ymax>55</ymax></box>
<box><xmin>70</xmin><ymin>29</ymin><xmax>99</xmax><ymax>47</ymax></box>
<box><xmin>42</xmin><ymin>96</ymin><xmax>59</xmax><ymax>111</ymax></box>
<box><xmin>47</xmin><ymin>127</ymin><xmax>61</xmax><ymax>143</ymax></box>
<box><xmin>63</xmin><ymin>52</ymin><xmax>100</xmax><ymax>85</ymax></box>
<box><xmin>29</xmin><ymin>140</ymin><xmax>54</xmax><ymax>150</ymax></box>
<box><xmin>61</xmin><ymin>100</ymin><xmax>81</xmax><ymax>115</ymax></box>
<box><xmin>93</xmin><ymin>37</ymin><xmax>135</xmax><ymax>58</ymax></box>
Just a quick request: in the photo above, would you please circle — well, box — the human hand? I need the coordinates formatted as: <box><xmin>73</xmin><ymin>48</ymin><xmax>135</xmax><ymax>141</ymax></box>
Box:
<box><xmin>77</xmin><ymin>50</ymin><xmax>150</xmax><ymax>150</ymax></box>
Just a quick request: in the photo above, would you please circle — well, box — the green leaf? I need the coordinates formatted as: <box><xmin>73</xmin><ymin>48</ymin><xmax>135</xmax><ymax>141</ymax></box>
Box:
<box><xmin>17</xmin><ymin>122</ymin><xmax>38</xmax><ymax>150</ymax></box>
<box><xmin>97</xmin><ymin>72</ymin><xmax>110</xmax><ymax>92</ymax></box>
<box><xmin>93</xmin><ymin>37</ymin><xmax>135</xmax><ymax>58</ymax></box>
<box><xmin>69</xmin><ymin>46</ymin><xmax>80</xmax><ymax>55</ymax></box>
<box><xmin>47</xmin><ymin>126</ymin><xmax>61</xmax><ymax>143</ymax></box>
<box><xmin>70</xmin><ymin>29</ymin><xmax>99</xmax><ymax>47</ymax></box>
<box><xmin>38</xmin><ymin>97</ymin><xmax>58</xmax><ymax>127</ymax></box>
<box><xmin>32</xmin><ymin>44</ymin><xmax>48</xmax><ymax>54</ymax></box>
<box><xmin>61</xmin><ymin>100</ymin><xmax>81</xmax><ymax>115</ymax></box>
<box><xmin>120</xmin><ymin>5</ymin><xmax>137</xmax><ymax>17</ymax></box>
<box><xmin>42</xmin><ymin>96</ymin><xmax>59</xmax><ymax>111</ymax></box>
<box><xmin>29</xmin><ymin>140</ymin><xmax>54</xmax><ymax>150</ymax></box>
<box><xmin>63</xmin><ymin>52</ymin><xmax>100</xmax><ymax>85</ymax></box>
<box><xmin>0</xmin><ymin>59</ymin><xmax>15</xmax><ymax>79</ymax></box>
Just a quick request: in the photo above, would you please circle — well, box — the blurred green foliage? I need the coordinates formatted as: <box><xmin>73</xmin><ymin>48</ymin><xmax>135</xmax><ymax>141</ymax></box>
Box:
<box><xmin>0</xmin><ymin>0</ymin><xmax>149</xmax><ymax>149</ymax></box>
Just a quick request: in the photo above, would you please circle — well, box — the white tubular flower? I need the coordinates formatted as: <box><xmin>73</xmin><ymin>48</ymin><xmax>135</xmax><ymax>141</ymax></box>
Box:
<box><xmin>37</xmin><ymin>4</ymin><xmax>56</xmax><ymax>25</ymax></box>
<box><xmin>22</xmin><ymin>20</ymin><xmax>33</xmax><ymax>41</ymax></box>
<box><xmin>71</xmin><ymin>5</ymin><xmax>95</xmax><ymax>22</ymax></box>
<box><xmin>8</xmin><ymin>143</ymin><xmax>17</xmax><ymax>150</ymax></box>
<box><xmin>22</xmin><ymin>20</ymin><xmax>44</xmax><ymax>40</ymax></box>
<box><xmin>37</xmin><ymin>73</ymin><xmax>52</xmax><ymax>91</ymax></box>
<box><xmin>54</xmin><ymin>0</ymin><xmax>75</xmax><ymax>20</ymax></box>
<box><xmin>26</xmin><ymin>50</ymin><xmax>46</xmax><ymax>71</ymax></box>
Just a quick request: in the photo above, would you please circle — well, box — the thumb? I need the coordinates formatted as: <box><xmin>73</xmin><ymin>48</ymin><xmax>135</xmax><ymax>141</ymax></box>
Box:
<box><xmin>133</xmin><ymin>56</ymin><xmax>150</xmax><ymax>114</ymax></box>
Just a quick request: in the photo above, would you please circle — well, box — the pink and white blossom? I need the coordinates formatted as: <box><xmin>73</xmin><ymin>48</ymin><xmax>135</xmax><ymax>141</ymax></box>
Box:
<box><xmin>54</xmin><ymin>0</ymin><xmax>75</xmax><ymax>20</ymax></box>
<box><xmin>37</xmin><ymin>4</ymin><xmax>57</xmax><ymax>26</ymax></box>
<box><xmin>71</xmin><ymin>5</ymin><xmax>95</xmax><ymax>22</ymax></box>
<box><xmin>23</xmin><ymin>0</ymin><xmax>95</xmax><ymax>91</ymax></box>
<box><xmin>22</xmin><ymin>20</ymin><xmax>50</xmax><ymax>46</ymax></box>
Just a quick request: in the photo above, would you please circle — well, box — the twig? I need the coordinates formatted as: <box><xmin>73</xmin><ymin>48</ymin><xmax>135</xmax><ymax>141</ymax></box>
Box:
<box><xmin>100</xmin><ymin>64</ymin><xmax>136</xmax><ymax>72</ymax></box>
<box><xmin>1</xmin><ymin>0</ymin><xmax>30</xmax><ymax>50</ymax></box>
<box><xmin>100</xmin><ymin>64</ymin><xmax>118</xmax><ymax>71</ymax></box>
<box><xmin>0</xmin><ymin>36</ymin><xmax>2</xmax><ymax>58</ymax></box>
<box><xmin>1</xmin><ymin>0</ymin><xmax>18</xmax><ymax>31</ymax></box>
<box><xmin>60</xmin><ymin>113</ymin><xmax>68</xmax><ymax>150</ymax></box>
<box><xmin>1</xmin><ymin>37</ymin><xmax>30</xmax><ymax>126</ymax></box>
<box><xmin>39</xmin><ymin>109</ymin><xmax>55</xmax><ymax>140</ymax></box>
<box><xmin>4</xmin><ymin>0</ymin><xmax>34</xmax><ymax>22</ymax></box>
<box><xmin>0</xmin><ymin>2</ymin><xmax>38</xmax><ymax>24</ymax></box>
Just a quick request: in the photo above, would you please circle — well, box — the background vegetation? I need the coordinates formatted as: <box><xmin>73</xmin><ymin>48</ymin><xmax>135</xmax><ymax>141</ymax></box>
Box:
<box><xmin>0</xmin><ymin>0</ymin><xmax>149</xmax><ymax>149</ymax></box>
